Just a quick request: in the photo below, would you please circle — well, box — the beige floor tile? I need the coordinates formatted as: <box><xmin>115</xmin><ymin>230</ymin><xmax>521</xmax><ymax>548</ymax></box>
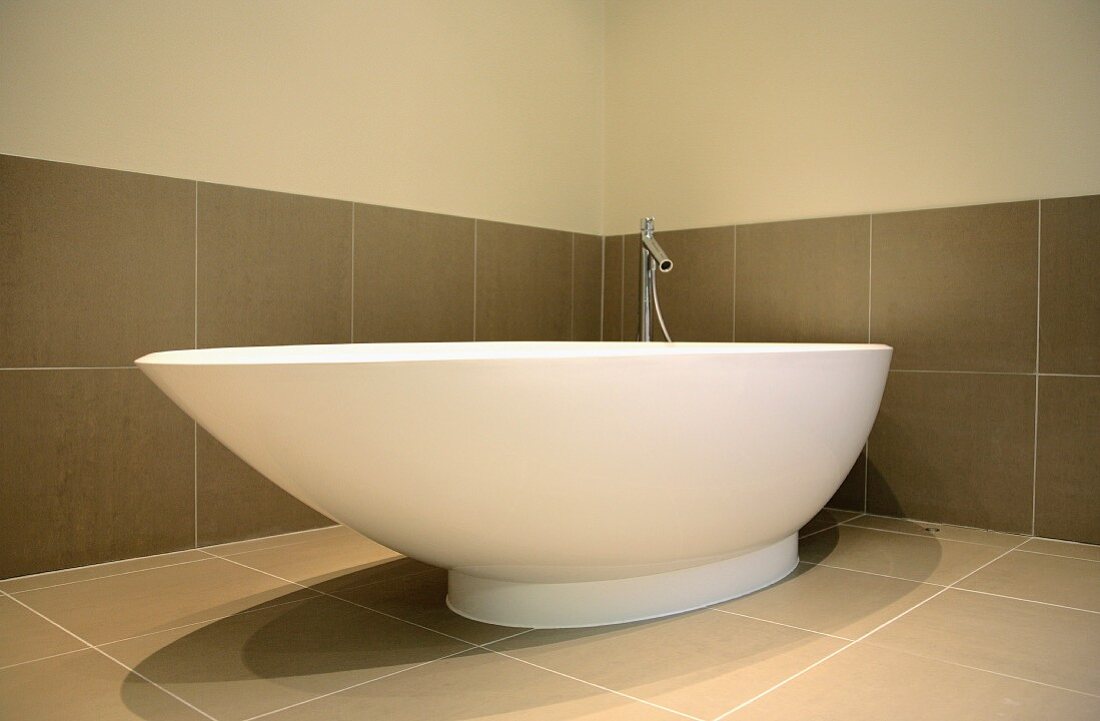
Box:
<box><xmin>799</xmin><ymin>509</ymin><xmax>861</xmax><ymax>538</ymax></box>
<box><xmin>734</xmin><ymin>643</ymin><xmax>1100</xmax><ymax>721</ymax></box>
<box><xmin>266</xmin><ymin>648</ymin><xmax>685</xmax><ymax>721</ymax></box>
<box><xmin>0</xmin><ymin>549</ymin><xmax>209</xmax><ymax>593</ymax></box>
<box><xmin>0</xmin><ymin>648</ymin><xmax>208</xmax><ymax>721</ymax></box>
<box><xmin>799</xmin><ymin>524</ymin><xmax>1005</xmax><ymax>584</ymax></box>
<box><xmin>489</xmin><ymin>609</ymin><xmax>845</xmax><ymax>719</ymax></box>
<box><xmin>715</xmin><ymin>563</ymin><xmax>941</xmax><ymax>639</ymax></box>
<box><xmin>956</xmin><ymin>550</ymin><xmax>1100</xmax><ymax>611</ymax></box>
<box><xmin>0</xmin><ymin>595</ymin><xmax>85</xmax><ymax>668</ymax></box>
<box><xmin>1020</xmin><ymin>538</ymin><xmax>1100</xmax><ymax>562</ymax></box>
<box><xmin>15</xmin><ymin>557</ymin><xmax>314</xmax><ymax>645</ymax></box>
<box><xmin>203</xmin><ymin>525</ymin><xmax>346</xmax><ymax>557</ymax></box>
<box><xmin>210</xmin><ymin>526</ymin><xmax>401</xmax><ymax>587</ymax></box>
<box><xmin>334</xmin><ymin>567</ymin><xmax>526</xmax><ymax>645</ymax></box>
<box><xmin>104</xmin><ymin>595</ymin><xmax>472</xmax><ymax>721</ymax></box>
<box><xmin>308</xmin><ymin>556</ymin><xmax>435</xmax><ymax>595</ymax></box>
<box><xmin>844</xmin><ymin>515</ymin><xmax>1025</xmax><ymax>548</ymax></box>
<box><xmin>865</xmin><ymin>589</ymin><xmax>1100</xmax><ymax>694</ymax></box>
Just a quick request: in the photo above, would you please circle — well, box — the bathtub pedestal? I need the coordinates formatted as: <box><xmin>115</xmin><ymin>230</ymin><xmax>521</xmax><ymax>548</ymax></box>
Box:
<box><xmin>446</xmin><ymin>533</ymin><xmax>798</xmax><ymax>629</ymax></box>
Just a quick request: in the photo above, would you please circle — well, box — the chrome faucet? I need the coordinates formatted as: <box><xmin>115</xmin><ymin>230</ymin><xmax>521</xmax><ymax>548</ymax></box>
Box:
<box><xmin>639</xmin><ymin>217</ymin><xmax>673</xmax><ymax>342</ymax></box>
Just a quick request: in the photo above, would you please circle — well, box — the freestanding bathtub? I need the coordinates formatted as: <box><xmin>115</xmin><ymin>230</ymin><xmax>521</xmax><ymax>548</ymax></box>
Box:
<box><xmin>137</xmin><ymin>342</ymin><xmax>891</xmax><ymax>628</ymax></box>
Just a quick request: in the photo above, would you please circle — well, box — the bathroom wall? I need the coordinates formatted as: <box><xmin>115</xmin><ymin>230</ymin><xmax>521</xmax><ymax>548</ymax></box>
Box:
<box><xmin>604</xmin><ymin>194</ymin><xmax>1100</xmax><ymax>544</ymax></box>
<box><xmin>0</xmin><ymin>154</ymin><xmax>602</xmax><ymax>578</ymax></box>
<box><xmin>0</xmin><ymin>0</ymin><xmax>605</xmax><ymax>235</ymax></box>
<box><xmin>603</xmin><ymin>0</ymin><xmax>1100</xmax><ymax>234</ymax></box>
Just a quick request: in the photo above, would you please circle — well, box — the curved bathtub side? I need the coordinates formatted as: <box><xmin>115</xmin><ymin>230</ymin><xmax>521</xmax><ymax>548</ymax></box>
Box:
<box><xmin>138</xmin><ymin>345</ymin><xmax>890</xmax><ymax>583</ymax></box>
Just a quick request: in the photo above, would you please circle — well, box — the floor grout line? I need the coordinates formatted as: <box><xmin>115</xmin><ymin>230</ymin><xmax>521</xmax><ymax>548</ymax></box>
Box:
<box><xmin>239</xmin><ymin>646</ymin><xmax>474</xmax><ymax>721</ymax></box>
<box><xmin>834</xmin><ymin>520</ymin><xmax>1027</xmax><ymax>549</ymax></box>
<box><xmin>8</xmin><ymin>557</ymin><xmax>213</xmax><ymax>595</ymax></box>
<box><xmin>0</xmin><ymin>647</ymin><xmax>88</xmax><ymax>672</ymax></box>
<box><xmin>1016</xmin><ymin>547</ymin><xmax>1100</xmax><ymax>564</ymax></box>
<box><xmin>806</xmin><ymin>561</ymin><xmax>947</xmax><ymax>587</ymax></box>
<box><xmin>948</xmin><ymin>586</ymin><xmax>1100</xmax><ymax>616</ymax></box>
<box><xmin>0</xmin><ymin>589</ymin><xmax>220</xmax><ymax>721</ymax></box>
<box><xmin>486</xmin><ymin>647</ymin><xmax>707</xmax><ymax>721</ymax></box>
<box><xmin>707</xmin><ymin>607</ymin><xmax>852</xmax><ymax>642</ymax></box>
<box><xmin>711</xmin><ymin>536</ymin><xmax>1033</xmax><ymax>720</ymax></box>
<box><xmin>797</xmin><ymin>513</ymin><xmax>866</xmax><ymax>540</ymax></box>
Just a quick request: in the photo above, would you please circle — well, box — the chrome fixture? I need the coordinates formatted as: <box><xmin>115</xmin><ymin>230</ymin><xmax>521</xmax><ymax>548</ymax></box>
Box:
<box><xmin>639</xmin><ymin>217</ymin><xmax>674</xmax><ymax>342</ymax></box>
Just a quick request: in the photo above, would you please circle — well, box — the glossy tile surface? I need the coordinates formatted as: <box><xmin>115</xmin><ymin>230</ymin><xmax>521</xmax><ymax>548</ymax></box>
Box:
<box><xmin>0</xmin><ymin>154</ymin><xmax>194</xmax><ymax>367</ymax></box>
<box><xmin>196</xmin><ymin>428</ymin><xmax>332</xmax><ymax>546</ymax></box>
<box><xmin>0</xmin><ymin>595</ymin><xmax>84</xmax><ymax>668</ymax></box>
<box><xmin>474</xmin><ymin>221</ymin><xmax>573</xmax><ymax>341</ymax></box>
<box><xmin>1039</xmin><ymin>194</ymin><xmax>1100</xmax><ymax>374</ymax></box>
<box><xmin>867</xmin><ymin>371</ymin><xmax>1036</xmax><ymax>533</ymax></box>
<box><xmin>1035</xmin><ymin>375</ymin><xmax>1100</xmax><ymax>544</ymax></box>
<box><xmin>646</xmin><ymin>226</ymin><xmax>735</xmax><ymax>341</ymax></box>
<box><xmin>735</xmin><ymin>643</ymin><xmax>1100</xmax><ymax>721</ymax></box>
<box><xmin>870</xmin><ymin>201</ymin><xmax>1038</xmax><ymax>372</ymax></box>
<box><xmin>197</xmin><ymin>183</ymin><xmax>352</xmax><ymax>348</ymax></box>
<box><xmin>354</xmin><ymin>204</ymin><xmax>474</xmax><ymax>342</ymax></box>
<box><xmin>866</xmin><ymin>589</ymin><xmax>1100</xmax><ymax>694</ymax></box>
<box><xmin>0</xmin><ymin>370</ymin><xmax>194</xmax><ymax>578</ymax></box>
<box><xmin>736</xmin><ymin>215</ymin><xmax>869</xmax><ymax>343</ymax></box>
<box><xmin>955</xmin><ymin>549</ymin><xmax>1100</xmax><ymax>612</ymax></box>
<box><xmin>4</xmin><ymin>521</ymin><xmax>1098</xmax><ymax>721</ymax></box>
<box><xmin>573</xmin><ymin>233</ymin><xmax>604</xmax><ymax>341</ymax></box>
<box><xmin>0</xmin><ymin>649</ymin><xmax>209</xmax><ymax>721</ymax></box>
<box><xmin>798</xmin><ymin>524</ymin><xmax>1005</xmax><ymax>585</ymax></box>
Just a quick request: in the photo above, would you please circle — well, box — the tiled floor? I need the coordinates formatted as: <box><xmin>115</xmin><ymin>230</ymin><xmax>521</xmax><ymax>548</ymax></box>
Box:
<box><xmin>2</xmin><ymin>511</ymin><xmax>1098</xmax><ymax>720</ymax></box>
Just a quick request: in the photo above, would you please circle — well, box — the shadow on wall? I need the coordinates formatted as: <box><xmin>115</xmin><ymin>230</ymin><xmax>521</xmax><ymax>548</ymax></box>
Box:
<box><xmin>119</xmin><ymin>498</ymin><xmax>939</xmax><ymax>719</ymax></box>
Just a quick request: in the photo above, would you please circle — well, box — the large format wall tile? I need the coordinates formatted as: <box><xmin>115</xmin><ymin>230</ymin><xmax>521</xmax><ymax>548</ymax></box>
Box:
<box><xmin>1035</xmin><ymin>376</ymin><xmax>1100</xmax><ymax>544</ymax></box>
<box><xmin>0</xmin><ymin>155</ymin><xmax>194</xmax><ymax>366</ymax></box>
<box><xmin>829</xmin><ymin>451</ymin><xmax>866</xmax><ymax>512</ymax></box>
<box><xmin>1039</xmin><ymin>195</ymin><xmax>1100</xmax><ymax>375</ymax></box>
<box><xmin>870</xmin><ymin>202</ymin><xmax>1038</xmax><ymax>372</ymax></box>
<box><xmin>0</xmin><ymin>370</ymin><xmax>193</xmax><ymax>578</ymax></box>
<box><xmin>601</xmin><ymin>236</ymin><xmax>623</xmax><ymax>340</ymax></box>
<box><xmin>197</xmin><ymin>183</ymin><xmax>352</xmax><ymax>348</ymax></box>
<box><xmin>647</xmin><ymin>226</ymin><xmax>735</xmax><ymax>341</ymax></box>
<box><xmin>573</xmin><ymin>234</ymin><xmax>603</xmax><ymax>341</ymax></box>
<box><xmin>867</xmin><ymin>371</ymin><xmax>1036</xmax><ymax>533</ymax></box>
<box><xmin>737</xmin><ymin>216</ymin><xmax>869</xmax><ymax>343</ymax></box>
<box><xmin>623</xmin><ymin>234</ymin><xmax>641</xmax><ymax>340</ymax></box>
<box><xmin>354</xmin><ymin>204</ymin><xmax>474</xmax><ymax>342</ymax></box>
<box><xmin>196</xmin><ymin>428</ymin><xmax>333</xmax><ymax>547</ymax></box>
<box><xmin>475</xmin><ymin>221</ymin><xmax>572</xmax><ymax>340</ymax></box>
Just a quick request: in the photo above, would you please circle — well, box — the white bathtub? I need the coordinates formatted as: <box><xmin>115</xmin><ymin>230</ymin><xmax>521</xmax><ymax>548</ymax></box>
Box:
<box><xmin>137</xmin><ymin>341</ymin><xmax>891</xmax><ymax>628</ymax></box>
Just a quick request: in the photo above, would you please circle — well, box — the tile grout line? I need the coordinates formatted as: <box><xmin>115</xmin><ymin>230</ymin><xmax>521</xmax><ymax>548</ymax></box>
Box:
<box><xmin>0</xmin><ymin>589</ymin><xmax>220</xmax><ymax>721</ymax></box>
<box><xmin>1031</xmin><ymin>199</ymin><xmax>1041</xmax><ymax>536</ymax></box>
<box><xmin>887</xmin><ymin>647</ymin><xmax>1100</xmax><ymax>699</ymax></box>
<box><xmin>240</xmin><ymin>647</ymin><xmax>476</xmax><ymax>721</ymax></box>
<box><xmin>7</xmin><ymin>556</ymin><xmax>214</xmax><ymax>594</ymax></box>
<box><xmin>1016</xmin><ymin>547</ymin><xmax>1100</xmax><ymax>564</ymax></box>
<box><xmin>711</xmin><ymin>536</ymin><xmax>1033</xmax><ymax>720</ymax></box>
<box><xmin>0</xmin><ymin>647</ymin><xmax>88</xmax><ymax>672</ymax></box>
<box><xmin>350</xmin><ymin>203</ymin><xmax>356</xmax><ymax>341</ymax></box>
<box><xmin>865</xmin><ymin>214</ymin><xmax>872</xmax><ymax>513</ymax></box>
<box><xmin>194</xmin><ymin>180</ymin><xmax>199</xmax><ymax>548</ymax></box>
<box><xmin>599</xmin><ymin>236</ymin><xmax>605</xmax><ymax>340</ymax></box>
<box><xmin>472</xmin><ymin>219</ymin><xmax>478</xmax><ymax>341</ymax></box>
<box><xmin>708</xmin><ymin>607</ymin><xmax>852</xmax><ymax>642</ymax></box>
<box><xmin>797</xmin><ymin>513</ymin><xmax>866</xmax><ymax>540</ymax></box>
<box><xmin>834</xmin><ymin>520</ymin><xmax>1028</xmax><ymax>549</ymax></box>
<box><xmin>803</xmin><ymin>560</ymin><xmax>947</xmax><ymax>587</ymax></box>
<box><xmin>731</xmin><ymin>224</ymin><xmax>737</xmax><ymax>341</ymax></box>
<box><xmin>485</xmin><ymin>648</ymin><xmax>707</xmax><ymax>721</ymax></box>
<box><xmin>949</xmin><ymin>585</ymin><xmax>1100</xmax><ymax>616</ymax></box>
<box><xmin>619</xmin><ymin>236</ymin><xmax>626</xmax><ymax>340</ymax></box>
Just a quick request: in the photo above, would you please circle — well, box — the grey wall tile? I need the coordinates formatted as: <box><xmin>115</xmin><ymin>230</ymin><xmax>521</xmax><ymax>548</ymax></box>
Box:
<box><xmin>1039</xmin><ymin>195</ymin><xmax>1100</xmax><ymax>375</ymax></box>
<box><xmin>646</xmin><ymin>226</ymin><xmax>735</xmax><ymax>341</ymax></box>
<box><xmin>867</xmin><ymin>371</ymin><xmax>1036</xmax><ymax>533</ymax></box>
<box><xmin>1035</xmin><ymin>376</ymin><xmax>1100</xmax><ymax>544</ymax></box>
<box><xmin>196</xmin><ymin>428</ymin><xmax>333</xmax><ymax>547</ymax></box>
<box><xmin>197</xmin><ymin>183</ymin><xmax>352</xmax><ymax>348</ymax></box>
<box><xmin>736</xmin><ymin>216</ymin><xmax>869</xmax><ymax>343</ymax></box>
<box><xmin>572</xmin><ymin>234</ymin><xmax>603</xmax><ymax>341</ymax></box>
<box><xmin>0</xmin><ymin>155</ymin><xmax>194</xmax><ymax>366</ymax></box>
<box><xmin>624</xmin><ymin>234</ymin><xmax>641</xmax><ymax>341</ymax></box>
<box><xmin>601</xmin><ymin>236</ymin><xmax>623</xmax><ymax>341</ymax></box>
<box><xmin>870</xmin><ymin>202</ymin><xmax>1039</xmax><ymax>372</ymax></box>
<box><xmin>354</xmin><ymin>204</ymin><xmax>474</xmax><ymax>343</ymax></box>
<box><xmin>0</xmin><ymin>370</ymin><xmax>194</xmax><ymax>578</ymax></box>
<box><xmin>475</xmin><ymin>221</ymin><xmax>572</xmax><ymax>341</ymax></box>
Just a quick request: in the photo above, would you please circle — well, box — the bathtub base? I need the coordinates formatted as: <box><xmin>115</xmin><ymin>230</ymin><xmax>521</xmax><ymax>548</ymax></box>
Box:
<box><xmin>446</xmin><ymin>533</ymin><xmax>798</xmax><ymax>628</ymax></box>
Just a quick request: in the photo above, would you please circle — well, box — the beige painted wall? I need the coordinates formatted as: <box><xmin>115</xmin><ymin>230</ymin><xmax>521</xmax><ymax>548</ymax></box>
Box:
<box><xmin>0</xmin><ymin>0</ymin><xmax>605</xmax><ymax>234</ymax></box>
<box><xmin>604</xmin><ymin>0</ymin><xmax>1100</xmax><ymax>234</ymax></box>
